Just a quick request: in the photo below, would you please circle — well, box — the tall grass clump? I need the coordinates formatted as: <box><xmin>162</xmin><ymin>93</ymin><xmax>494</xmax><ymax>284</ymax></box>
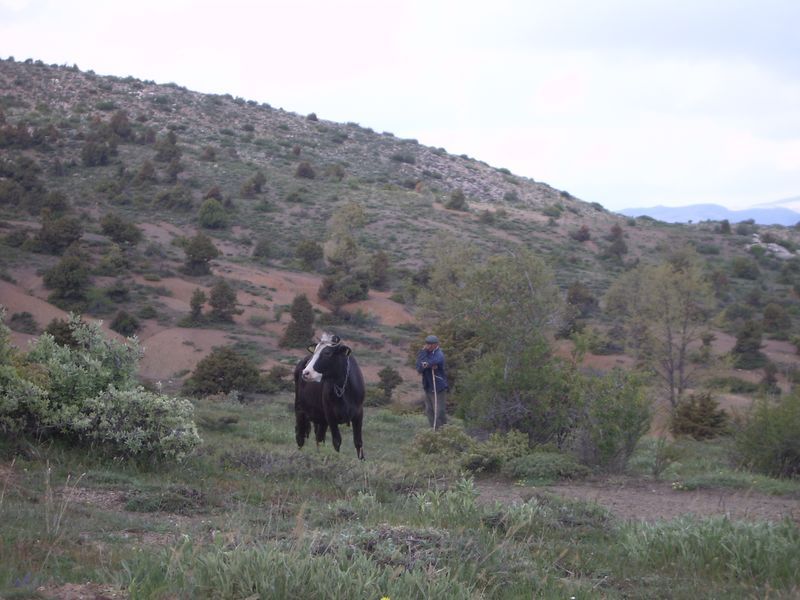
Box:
<box><xmin>620</xmin><ymin>516</ymin><xmax>800</xmax><ymax>588</ymax></box>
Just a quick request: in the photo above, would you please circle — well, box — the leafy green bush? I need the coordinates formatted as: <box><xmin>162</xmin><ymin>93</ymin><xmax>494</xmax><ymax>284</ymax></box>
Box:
<box><xmin>74</xmin><ymin>386</ymin><xmax>200</xmax><ymax>461</ymax></box>
<box><xmin>568</xmin><ymin>369</ymin><xmax>651</xmax><ymax>472</ymax></box>
<box><xmin>501</xmin><ymin>451</ymin><xmax>590</xmax><ymax>483</ymax></box>
<box><xmin>0</xmin><ymin>315</ymin><xmax>199</xmax><ymax>461</ymax></box>
<box><xmin>734</xmin><ymin>392</ymin><xmax>800</xmax><ymax>478</ymax></box>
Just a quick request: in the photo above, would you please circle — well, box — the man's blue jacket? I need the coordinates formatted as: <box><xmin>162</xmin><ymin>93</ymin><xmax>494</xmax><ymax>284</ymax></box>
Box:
<box><xmin>415</xmin><ymin>347</ymin><xmax>449</xmax><ymax>393</ymax></box>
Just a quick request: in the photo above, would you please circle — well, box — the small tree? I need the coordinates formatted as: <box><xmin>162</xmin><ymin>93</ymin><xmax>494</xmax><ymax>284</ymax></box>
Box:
<box><xmin>671</xmin><ymin>391</ymin><xmax>728</xmax><ymax>440</ymax></box>
<box><xmin>183</xmin><ymin>232</ymin><xmax>219</xmax><ymax>275</ymax></box>
<box><xmin>198</xmin><ymin>198</ymin><xmax>228</xmax><ymax>229</ymax></box>
<box><xmin>445</xmin><ymin>189</ymin><xmax>468</xmax><ymax>211</ymax></box>
<box><xmin>763</xmin><ymin>302</ymin><xmax>791</xmax><ymax>335</ymax></box>
<box><xmin>295</xmin><ymin>161</ymin><xmax>316</xmax><ymax>179</ymax></box>
<box><xmin>252</xmin><ymin>238</ymin><xmax>271</xmax><ymax>263</ymax></box>
<box><xmin>208</xmin><ymin>279</ymin><xmax>239</xmax><ymax>322</ymax></box>
<box><xmin>189</xmin><ymin>288</ymin><xmax>206</xmax><ymax>323</ymax></box>
<box><xmin>37</xmin><ymin>210</ymin><xmax>83</xmax><ymax>254</ymax></box>
<box><xmin>295</xmin><ymin>239</ymin><xmax>324</xmax><ymax>270</ymax></box>
<box><xmin>377</xmin><ymin>365</ymin><xmax>402</xmax><ymax>403</ymax></box>
<box><xmin>369</xmin><ymin>250</ymin><xmax>390</xmax><ymax>289</ymax></box>
<box><xmin>110</xmin><ymin>310</ymin><xmax>140</xmax><ymax>336</ymax></box>
<box><xmin>154</xmin><ymin>130</ymin><xmax>181</xmax><ymax>163</ymax></box>
<box><xmin>569</xmin><ymin>225</ymin><xmax>591</xmax><ymax>242</ymax></box>
<box><xmin>732</xmin><ymin>319</ymin><xmax>766</xmax><ymax>369</ymax></box>
<box><xmin>100</xmin><ymin>213</ymin><xmax>142</xmax><ymax>245</ymax></box>
<box><xmin>184</xmin><ymin>346</ymin><xmax>260</xmax><ymax>397</ymax></box>
<box><xmin>279</xmin><ymin>294</ymin><xmax>315</xmax><ymax>348</ymax></box>
<box><xmin>43</xmin><ymin>254</ymin><xmax>90</xmax><ymax>308</ymax></box>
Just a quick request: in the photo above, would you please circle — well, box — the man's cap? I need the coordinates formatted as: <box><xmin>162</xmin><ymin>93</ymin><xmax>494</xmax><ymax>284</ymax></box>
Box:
<box><xmin>425</xmin><ymin>335</ymin><xmax>439</xmax><ymax>344</ymax></box>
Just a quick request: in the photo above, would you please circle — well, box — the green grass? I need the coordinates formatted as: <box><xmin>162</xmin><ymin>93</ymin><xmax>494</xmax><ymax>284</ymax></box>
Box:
<box><xmin>2</xmin><ymin>396</ymin><xmax>799</xmax><ymax>599</ymax></box>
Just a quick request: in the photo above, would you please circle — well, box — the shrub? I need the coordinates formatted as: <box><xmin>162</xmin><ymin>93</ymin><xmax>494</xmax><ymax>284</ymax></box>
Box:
<box><xmin>183</xmin><ymin>346</ymin><xmax>261</xmax><ymax>397</ymax></box>
<box><xmin>198</xmin><ymin>198</ymin><xmax>228</xmax><ymax>229</ymax></box>
<box><xmin>44</xmin><ymin>317</ymin><xmax>78</xmax><ymax>347</ymax></box>
<box><xmin>110</xmin><ymin>310</ymin><xmax>140</xmax><ymax>336</ymax></box>
<box><xmin>569</xmin><ymin>225</ymin><xmax>591</xmax><ymax>242</ymax></box>
<box><xmin>154</xmin><ymin>185</ymin><xmax>193</xmax><ymax>211</ymax></box>
<box><xmin>763</xmin><ymin>302</ymin><xmax>791</xmax><ymax>333</ymax></box>
<box><xmin>74</xmin><ymin>386</ymin><xmax>200</xmax><ymax>461</ymax></box>
<box><xmin>252</xmin><ymin>238</ymin><xmax>271</xmax><ymax>263</ymax></box>
<box><xmin>444</xmin><ymin>189</ymin><xmax>468</xmax><ymax>211</ymax></box>
<box><xmin>671</xmin><ymin>391</ymin><xmax>728</xmax><ymax>440</ymax></box>
<box><xmin>501</xmin><ymin>451</ymin><xmax>590</xmax><ymax>483</ymax></box>
<box><xmin>730</xmin><ymin>256</ymin><xmax>760</xmax><ymax>279</ymax></box>
<box><xmin>376</xmin><ymin>365</ymin><xmax>402</xmax><ymax>403</ymax></box>
<box><xmin>567</xmin><ymin>369</ymin><xmax>651</xmax><ymax>472</ymax></box>
<box><xmin>279</xmin><ymin>293</ymin><xmax>314</xmax><ymax>348</ymax></box>
<box><xmin>36</xmin><ymin>211</ymin><xmax>83</xmax><ymax>254</ymax></box>
<box><xmin>1</xmin><ymin>316</ymin><xmax>199</xmax><ymax>460</ymax></box>
<box><xmin>43</xmin><ymin>254</ymin><xmax>90</xmax><ymax>308</ymax></box>
<box><xmin>734</xmin><ymin>392</ymin><xmax>800</xmax><ymax>478</ymax></box>
<box><xmin>81</xmin><ymin>140</ymin><xmax>114</xmax><ymax>166</ymax></box>
<box><xmin>318</xmin><ymin>272</ymin><xmax>369</xmax><ymax>309</ymax></box>
<box><xmin>100</xmin><ymin>213</ymin><xmax>142</xmax><ymax>245</ymax></box>
<box><xmin>208</xmin><ymin>279</ymin><xmax>240</xmax><ymax>322</ymax></box>
<box><xmin>411</xmin><ymin>425</ymin><xmax>474</xmax><ymax>456</ymax></box>
<box><xmin>732</xmin><ymin>320</ymin><xmax>766</xmax><ymax>369</ymax></box>
<box><xmin>462</xmin><ymin>430</ymin><xmax>530</xmax><ymax>473</ymax></box>
<box><xmin>182</xmin><ymin>232</ymin><xmax>219</xmax><ymax>275</ymax></box>
<box><xmin>295</xmin><ymin>161</ymin><xmax>316</xmax><ymax>179</ymax></box>
<box><xmin>295</xmin><ymin>239</ymin><xmax>324</xmax><ymax>270</ymax></box>
<box><xmin>8</xmin><ymin>311</ymin><xmax>38</xmax><ymax>334</ymax></box>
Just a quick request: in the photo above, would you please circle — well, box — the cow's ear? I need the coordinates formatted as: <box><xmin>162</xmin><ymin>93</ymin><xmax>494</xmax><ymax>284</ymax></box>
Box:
<box><xmin>331</xmin><ymin>335</ymin><xmax>340</xmax><ymax>345</ymax></box>
<box><xmin>340</xmin><ymin>345</ymin><xmax>352</xmax><ymax>356</ymax></box>
<box><xmin>306</xmin><ymin>344</ymin><xmax>316</xmax><ymax>354</ymax></box>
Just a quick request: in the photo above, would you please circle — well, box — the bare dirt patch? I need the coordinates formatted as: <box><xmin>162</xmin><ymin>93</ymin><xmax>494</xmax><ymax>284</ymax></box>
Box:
<box><xmin>475</xmin><ymin>477</ymin><xmax>800</xmax><ymax>524</ymax></box>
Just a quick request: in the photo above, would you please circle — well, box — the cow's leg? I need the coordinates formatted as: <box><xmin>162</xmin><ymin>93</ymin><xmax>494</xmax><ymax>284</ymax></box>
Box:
<box><xmin>328</xmin><ymin>421</ymin><xmax>343</xmax><ymax>452</ymax></box>
<box><xmin>314</xmin><ymin>421</ymin><xmax>328</xmax><ymax>447</ymax></box>
<box><xmin>295</xmin><ymin>412</ymin><xmax>310</xmax><ymax>449</ymax></box>
<box><xmin>352</xmin><ymin>412</ymin><xmax>365</xmax><ymax>460</ymax></box>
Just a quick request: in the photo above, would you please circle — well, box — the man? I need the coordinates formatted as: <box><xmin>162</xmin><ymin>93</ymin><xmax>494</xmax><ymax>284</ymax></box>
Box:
<box><xmin>415</xmin><ymin>335</ymin><xmax>449</xmax><ymax>429</ymax></box>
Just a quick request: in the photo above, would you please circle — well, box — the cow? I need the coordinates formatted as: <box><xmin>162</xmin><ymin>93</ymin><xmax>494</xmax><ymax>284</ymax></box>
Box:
<box><xmin>294</xmin><ymin>332</ymin><xmax>366</xmax><ymax>460</ymax></box>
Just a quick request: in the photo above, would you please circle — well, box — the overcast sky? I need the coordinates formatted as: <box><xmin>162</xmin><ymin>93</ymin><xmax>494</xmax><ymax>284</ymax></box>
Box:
<box><xmin>2</xmin><ymin>0</ymin><xmax>799</xmax><ymax>210</ymax></box>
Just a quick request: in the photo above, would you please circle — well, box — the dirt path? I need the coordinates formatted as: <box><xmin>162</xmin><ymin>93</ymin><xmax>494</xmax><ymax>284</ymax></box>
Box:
<box><xmin>475</xmin><ymin>477</ymin><xmax>800</xmax><ymax>523</ymax></box>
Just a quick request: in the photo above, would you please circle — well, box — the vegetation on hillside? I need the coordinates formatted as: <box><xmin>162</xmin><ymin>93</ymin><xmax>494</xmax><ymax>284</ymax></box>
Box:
<box><xmin>1</xmin><ymin>57</ymin><xmax>800</xmax><ymax>598</ymax></box>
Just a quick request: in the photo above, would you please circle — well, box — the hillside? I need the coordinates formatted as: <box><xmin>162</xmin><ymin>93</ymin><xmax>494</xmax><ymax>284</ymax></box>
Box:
<box><xmin>2</xmin><ymin>56</ymin><xmax>800</xmax><ymax>406</ymax></box>
<box><xmin>3</xmin><ymin>57</ymin><xmax>800</xmax><ymax>600</ymax></box>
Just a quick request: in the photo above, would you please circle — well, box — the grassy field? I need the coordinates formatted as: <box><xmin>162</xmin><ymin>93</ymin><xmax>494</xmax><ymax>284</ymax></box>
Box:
<box><xmin>1</xmin><ymin>394</ymin><xmax>798</xmax><ymax>600</ymax></box>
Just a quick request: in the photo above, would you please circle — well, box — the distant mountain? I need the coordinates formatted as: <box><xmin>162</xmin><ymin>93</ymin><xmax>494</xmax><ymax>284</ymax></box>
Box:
<box><xmin>617</xmin><ymin>203</ymin><xmax>800</xmax><ymax>226</ymax></box>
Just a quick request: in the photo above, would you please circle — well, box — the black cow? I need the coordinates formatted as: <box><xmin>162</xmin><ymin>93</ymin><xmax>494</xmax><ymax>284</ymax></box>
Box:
<box><xmin>294</xmin><ymin>332</ymin><xmax>366</xmax><ymax>460</ymax></box>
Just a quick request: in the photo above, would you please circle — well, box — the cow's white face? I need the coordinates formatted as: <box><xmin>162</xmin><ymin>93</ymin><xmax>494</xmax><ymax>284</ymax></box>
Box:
<box><xmin>301</xmin><ymin>332</ymin><xmax>339</xmax><ymax>382</ymax></box>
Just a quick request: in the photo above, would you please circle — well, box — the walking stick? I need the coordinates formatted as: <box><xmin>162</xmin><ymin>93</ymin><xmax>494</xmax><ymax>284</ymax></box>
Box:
<box><xmin>431</xmin><ymin>365</ymin><xmax>438</xmax><ymax>430</ymax></box>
